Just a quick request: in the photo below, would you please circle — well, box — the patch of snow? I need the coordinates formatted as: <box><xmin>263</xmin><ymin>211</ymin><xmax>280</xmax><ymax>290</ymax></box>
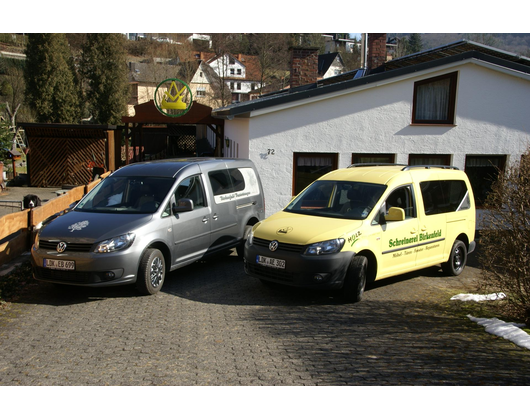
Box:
<box><xmin>450</xmin><ymin>293</ymin><xmax>530</xmax><ymax>349</ymax></box>
<box><xmin>451</xmin><ymin>292</ymin><xmax>506</xmax><ymax>302</ymax></box>
<box><xmin>467</xmin><ymin>315</ymin><xmax>530</xmax><ymax>350</ymax></box>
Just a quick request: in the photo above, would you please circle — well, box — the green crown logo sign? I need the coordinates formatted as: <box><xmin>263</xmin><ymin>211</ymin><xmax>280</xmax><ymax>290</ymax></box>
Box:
<box><xmin>154</xmin><ymin>78</ymin><xmax>193</xmax><ymax>117</ymax></box>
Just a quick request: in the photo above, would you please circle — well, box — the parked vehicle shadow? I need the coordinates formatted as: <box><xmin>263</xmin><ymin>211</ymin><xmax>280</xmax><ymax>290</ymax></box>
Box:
<box><xmin>162</xmin><ymin>252</ymin><xmax>345</xmax><ymax>306</ymax></box>
<box><xmin>12</xmin><ymin>247</ymin><xmax>482</xmax><ymax>308</ymax></box>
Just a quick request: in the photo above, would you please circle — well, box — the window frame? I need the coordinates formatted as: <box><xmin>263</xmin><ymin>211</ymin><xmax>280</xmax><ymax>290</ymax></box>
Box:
<box><xmin>408</xmin><ymin>154</ymin><xmax>451</xmax><ymax>166</ymax></box>
<box><xmin>420</xmin><ymin>180</ymin><xmax>470</xmax><ymax>216</ymax></box>
<box><xmin>352</xmin><ymin>153</ymin><xmax>395</xmax><ymax>165</ymax></box>
<box><xmin>412</xmin><ymin>72</ymin><xmax>458</xmax><ymax>125</ymax></box>
<box><xmin>384</xmin><ymin>185</ymin><xmax>417</xmax><ymax>219</ymax></box>
<box><xmin>292</xmin><ymin>152</ymin><xmax>338</xmax><ymax>196</ymax></box>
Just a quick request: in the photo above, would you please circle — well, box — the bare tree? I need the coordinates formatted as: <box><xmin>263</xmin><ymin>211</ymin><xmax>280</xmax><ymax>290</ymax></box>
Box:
<box><xmin>248</xmin><ymin>33</ymin><xmax>290</xmax><ymax>95</ymax></box>
<box><xmin>479</xmin><ymin>149</ymin><xmax>530</xmax><ymax>324</ymax></box>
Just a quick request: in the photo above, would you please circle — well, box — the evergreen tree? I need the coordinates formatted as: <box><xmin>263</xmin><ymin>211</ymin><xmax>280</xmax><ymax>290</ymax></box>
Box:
<box><xmin>408</xmin><ymin>33</ymin><xmax>423</xmax><ymax>54</ymax></box>
<box><xmin>24</xmin><ymin>34</ymin><xmax>80</xmax><ymax>123</ymax></box>
<box><xmin>82</xmin><ymin>34</ymin><xmax>130</xmax><ymax>125</ymax></box>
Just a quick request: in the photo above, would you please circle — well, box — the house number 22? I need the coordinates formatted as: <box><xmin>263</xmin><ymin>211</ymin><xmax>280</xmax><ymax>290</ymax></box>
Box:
<box><xmin>267</xmin><ymin>149</ymin><xmax>275</xmax><ymax>155</ymax></box>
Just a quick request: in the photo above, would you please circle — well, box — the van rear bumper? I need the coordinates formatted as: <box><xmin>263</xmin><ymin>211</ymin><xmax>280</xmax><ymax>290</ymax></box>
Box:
<box><xmin>244</xmin><ymin>243</ymin><xmax>354</xmax><ymax>290</ymax></box>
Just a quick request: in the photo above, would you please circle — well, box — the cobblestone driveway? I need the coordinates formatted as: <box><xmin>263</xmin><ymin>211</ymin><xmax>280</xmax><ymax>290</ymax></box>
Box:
<box><xmin>1</xmin><ymin>252</ymin><xmax>529</xmax><ymax>385</ymax></box>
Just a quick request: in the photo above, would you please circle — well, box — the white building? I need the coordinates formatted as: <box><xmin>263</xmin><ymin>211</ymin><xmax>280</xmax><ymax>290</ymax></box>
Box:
<box><xmin>190</xmin><ymin>53</ymin><xmax>262</xmax><ymax>106</ymax></box>
<box><xmin>212</xmin><ymin>37</ymin><xmax>530</xmax><ymax>216</ymax></box>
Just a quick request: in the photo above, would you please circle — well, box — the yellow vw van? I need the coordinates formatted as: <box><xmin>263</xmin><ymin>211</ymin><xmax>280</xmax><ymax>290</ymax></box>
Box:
<box><xmin>244</xmin><ymin>164</ymin><xmax>476</xmax><ymax>302</ymax></box>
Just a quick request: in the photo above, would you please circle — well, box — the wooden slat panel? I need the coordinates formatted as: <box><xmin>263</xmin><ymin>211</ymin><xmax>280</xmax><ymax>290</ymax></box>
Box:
<box><xmin>29</xmin><ymin>189</ymin><xmax>82</xmax><ymax>228</ymax></box>
<box><xmin>28</xmin><ymin>137</ymin><xmax>106</xmax><ymax>187</ymax></box>
<box><xmin>0</xmin><ymin>231</ymin><xmax>29</xmax><ymax>266</ymax></box>
<box><xmin>0</xmin><ymin>210</ymin><xmax>29</xmax><ymax>239</ymax></box>
<box><xmin>0</xmin><ymin>210</ymin><xmax>30</xmax><ymax>266</ymax></box>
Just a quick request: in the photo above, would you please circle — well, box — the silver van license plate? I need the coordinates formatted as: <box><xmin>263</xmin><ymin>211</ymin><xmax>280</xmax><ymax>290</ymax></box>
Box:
<box><xmin>256</xmin><ymin>255</ymin><xmax>285</xmax><ymax>269</ymax></box>
<box><xmin>44</xmin><ymin>259</ymin><xmax>75</xmax><ymax>270</ymax></box>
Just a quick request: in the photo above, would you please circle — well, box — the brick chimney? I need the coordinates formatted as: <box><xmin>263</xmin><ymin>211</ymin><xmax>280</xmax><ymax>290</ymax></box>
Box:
<box><xmin>367</xmin><ymin>33</ymin><xmax>387</xmax><ymax>70</ymax></box>
<box><xmin>290</xmin><ymin>47</ymin><xmax>319</xmax><ymax>88</ymax></box>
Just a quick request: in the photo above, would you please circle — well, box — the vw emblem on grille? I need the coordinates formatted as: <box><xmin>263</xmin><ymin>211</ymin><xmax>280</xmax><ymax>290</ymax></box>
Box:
<box><xmin>269</xmin><ymin>240</ymin><xmax>279</xmax><ymax>252</ymax></box>
<box><xmin>56</xmin><ymin>242</ymin><xmax>67</xmax><ymax>253</ymax></box>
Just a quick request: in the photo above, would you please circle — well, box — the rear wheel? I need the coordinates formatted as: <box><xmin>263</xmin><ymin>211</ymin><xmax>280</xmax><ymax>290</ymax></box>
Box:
<box><xmin>442</xmin><ymin>240</ymin><xmax>467</xmax><ymax>276</ymax></box>
<box><xmin>137</xmin><ymin>248</ymin><xmax>166</xmax><ymax>295</ymax></box>
<box><xmin>341</xmin><ymin>255</ymin><xmax>368</xmax><ymax>302</ymax></box>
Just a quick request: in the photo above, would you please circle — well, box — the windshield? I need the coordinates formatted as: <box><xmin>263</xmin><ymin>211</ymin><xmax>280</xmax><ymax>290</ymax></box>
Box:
<box><xmin>285</xmin><ymin>180</ymin><xmax>386</xmax><ymax>220</ymax></box>
<box><xmin>75</xmin><ymin>176</ymin><xmax>175</xmax><ymax>214</ymax></box>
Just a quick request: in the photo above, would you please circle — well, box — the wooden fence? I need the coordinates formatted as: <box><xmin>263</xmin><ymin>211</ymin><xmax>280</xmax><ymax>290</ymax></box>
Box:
<box><xmin>0</xmin><ymin>172</ymin><xmax>111</xmax><ymax>267</ymax></box>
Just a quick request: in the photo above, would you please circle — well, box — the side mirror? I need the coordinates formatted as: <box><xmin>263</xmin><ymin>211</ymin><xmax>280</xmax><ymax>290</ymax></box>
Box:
<box><xmin>385</xmin><ymin>207</ymin><xmax>405</xmax><ymax>222</ymax></box>
<box><xmin>172</xmin><ymin>198</ymin><xmax>194</xmax><ymax>214</ymax></box>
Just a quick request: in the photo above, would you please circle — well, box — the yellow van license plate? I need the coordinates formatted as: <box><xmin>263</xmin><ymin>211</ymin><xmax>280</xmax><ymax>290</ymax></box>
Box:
<box><xmin>44</xmin><ymin>259</ymin><xmax>75</xmax><ymax>270</ymax></box>
<box><xmin>256</xmin><ymin>255</ymin><xmax>285</xmax><ymax>269</ymax></box>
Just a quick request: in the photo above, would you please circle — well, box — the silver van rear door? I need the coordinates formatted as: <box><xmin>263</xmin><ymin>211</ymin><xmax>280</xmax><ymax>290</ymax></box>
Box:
<box><xmin>206</xmin><ymin>168</ymin><xmax>239</xmax><ymax>252</ymax></box>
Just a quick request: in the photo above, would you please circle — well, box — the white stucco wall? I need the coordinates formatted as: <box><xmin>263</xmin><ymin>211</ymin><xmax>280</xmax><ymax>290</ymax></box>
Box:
<box><xmin>224</xmin><ymin>118</ymin><xmax>249</xmax><ymax>158</ymax></box>
<box><xmin>225</xmin><ymin>60</ymin><xmax>530</xmax><ymax>216</ymax></box>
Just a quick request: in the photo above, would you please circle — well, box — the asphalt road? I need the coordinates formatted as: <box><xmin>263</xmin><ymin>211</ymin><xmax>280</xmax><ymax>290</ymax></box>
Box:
<box><xmin>1</xmin><ymin>249</ymin><xmax>529</xmax><ymax>386</ymax></box>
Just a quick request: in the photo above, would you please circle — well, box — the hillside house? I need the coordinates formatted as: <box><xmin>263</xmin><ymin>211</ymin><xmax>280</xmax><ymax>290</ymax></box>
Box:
<box><xmin>211</xmin><ymin>35</ymin><xmax>530</xmax><ymax>216</ymax></box>
<box><xmin>189</xmin><ymin>52</ymin><xmax>262</xmax><ymax>107</ymax></box>
<box><xmin>318</xmin><ymin>52</ymin><xmax>345</xmax><ymax>78</ymax></box>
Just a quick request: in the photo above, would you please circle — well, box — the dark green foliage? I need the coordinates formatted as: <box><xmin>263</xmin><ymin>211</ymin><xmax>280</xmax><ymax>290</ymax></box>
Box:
<box><xmin>24</xmin><ymin>34</ymin><xmax>81</xmax><ymax>123</ymax></box>
<box><xmin>0</xmin><ymin>119</ymin><xmax>12</xmax><ymax>161</ymax></box>
<box><xmin>408</xmin><ymin>33</ymin><xmax>423</xmax><ymax>54</ymax></box>
<box><xmin>81</xmin><ymin>34</ymin><xmax>130</xmax><ymax>125</ymax></box>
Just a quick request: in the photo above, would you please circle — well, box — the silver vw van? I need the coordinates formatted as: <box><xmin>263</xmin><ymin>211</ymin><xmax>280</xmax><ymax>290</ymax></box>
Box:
<box><xmin>31</xmin><ymin>158</ymin><xmax>265</xmax><ymax>294</ymax></box>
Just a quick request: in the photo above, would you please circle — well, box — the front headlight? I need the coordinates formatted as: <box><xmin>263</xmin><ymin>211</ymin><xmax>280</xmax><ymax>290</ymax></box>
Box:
<box><xmin>94</xmin><ymin>233</ymin><xmax>136</xmax><ymax>253</ymax></box>
<box><xmin>304</xmin><ymin>238</ymin><xmax>345</xmax><ymax>255</ymax></box>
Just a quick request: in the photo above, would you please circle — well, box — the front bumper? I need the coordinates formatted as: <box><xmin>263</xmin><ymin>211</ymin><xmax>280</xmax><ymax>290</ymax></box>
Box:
<box><xmin>31</xmin><ymin>245</ymin><xmax>140</xmax><ymax>287</ymax></box>
<box><xmin>244</xmin><ymin>240</ymin><xmax>354</xmax><ymax>290</ymax></box>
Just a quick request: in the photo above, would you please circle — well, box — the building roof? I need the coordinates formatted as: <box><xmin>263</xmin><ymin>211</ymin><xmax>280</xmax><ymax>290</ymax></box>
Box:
<box><xmin>211</xmin><ymin>40</ymin><xmax>530</xmax><ymax>120</ymax></box>
<box><xmin>384</xmin><ymin>39</ymin><xmax>530</xmax><ymax>71</ymax></box>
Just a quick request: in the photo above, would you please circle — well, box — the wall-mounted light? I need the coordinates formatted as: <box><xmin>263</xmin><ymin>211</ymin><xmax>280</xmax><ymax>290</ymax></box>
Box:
<box><xmin>225</xmin><ymin>137</ymin><xmax>230</xmax><ymax>148</ymax></box>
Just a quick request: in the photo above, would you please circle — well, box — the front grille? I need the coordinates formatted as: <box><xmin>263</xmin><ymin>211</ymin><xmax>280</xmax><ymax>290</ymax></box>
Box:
<box><xmin>40</xmin><ymin>240</ymin><xmax>93</xmax><ymax>253</ymax></box>
<box><xmin>253</xmin><ymin>237</ymin><xmax>305</xmax><ymax>254</ymax></box>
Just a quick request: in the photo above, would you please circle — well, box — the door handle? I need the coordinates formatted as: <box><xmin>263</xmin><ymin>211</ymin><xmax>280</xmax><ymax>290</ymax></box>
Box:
<box><xmin>202</xmin><ymin>217</ymin><xmax>209</xmax><ymax>223</ymax></box>
<box><xmin>212</xmin><ymin>213</ymin><xmax>219</xmax><ymax>220</ymax></box>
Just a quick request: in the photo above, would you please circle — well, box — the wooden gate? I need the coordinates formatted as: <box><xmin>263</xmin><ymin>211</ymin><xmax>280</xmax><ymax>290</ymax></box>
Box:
<box><xmin>21</xmin><ymin>124</ymin><xmax>120</xmax><ymax>187</ymax></box>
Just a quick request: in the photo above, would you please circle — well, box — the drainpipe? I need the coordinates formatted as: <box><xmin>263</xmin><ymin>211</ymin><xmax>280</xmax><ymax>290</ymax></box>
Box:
<box><xmin>360</xmin><ymin>33</ymin><xmax>368</xmax><ymax>70</ymax></box>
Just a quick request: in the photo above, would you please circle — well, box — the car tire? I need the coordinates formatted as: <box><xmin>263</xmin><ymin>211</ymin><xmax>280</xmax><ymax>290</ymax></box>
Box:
<box><xmin>442</xmin><ymin>239</ymin><xmax>467</xmax><ymax>276</ymax></box>
<box><xmin>236</xmin><ymin>225</ymin><xmax>252</xmax><ymax>260</ymax></box>
<box><xmin>341</xmin><ymin>255</ymin><xmax>368</xmax><ymax>302</ymax></box>
<box><xmin>137</xmin><ymin>248</ymin><xmax>166</xmax><ymax>295</ymax></box>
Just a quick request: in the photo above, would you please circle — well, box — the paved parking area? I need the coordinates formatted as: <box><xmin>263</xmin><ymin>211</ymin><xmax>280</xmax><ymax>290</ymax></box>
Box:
<box><xmin>1</xmin><ymin>251</ymin><xmax>529</xmax><ymax>385</ymax></box>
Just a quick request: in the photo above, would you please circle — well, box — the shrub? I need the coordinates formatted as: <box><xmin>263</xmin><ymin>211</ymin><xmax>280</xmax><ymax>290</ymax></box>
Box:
<box><xmin>478</xmin><ymin>148</ymin><xmax>530</xmax><ymax>324</ymax></box>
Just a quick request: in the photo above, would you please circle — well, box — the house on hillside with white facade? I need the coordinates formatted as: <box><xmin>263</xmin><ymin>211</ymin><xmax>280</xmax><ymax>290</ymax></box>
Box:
<box><xmin>211</xmin><ymin>35</ymin><xmax>530</xmax><ymax>216</ymax></box>
<box><xmin>189</xmin><ymin>52</ymin><xmax>262</xmax><ymax>108</ymax></box>
<box><xmin>318</xmin><ymin>52</ymin><xmax>345</xmax><ymax>78</ymax></box>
